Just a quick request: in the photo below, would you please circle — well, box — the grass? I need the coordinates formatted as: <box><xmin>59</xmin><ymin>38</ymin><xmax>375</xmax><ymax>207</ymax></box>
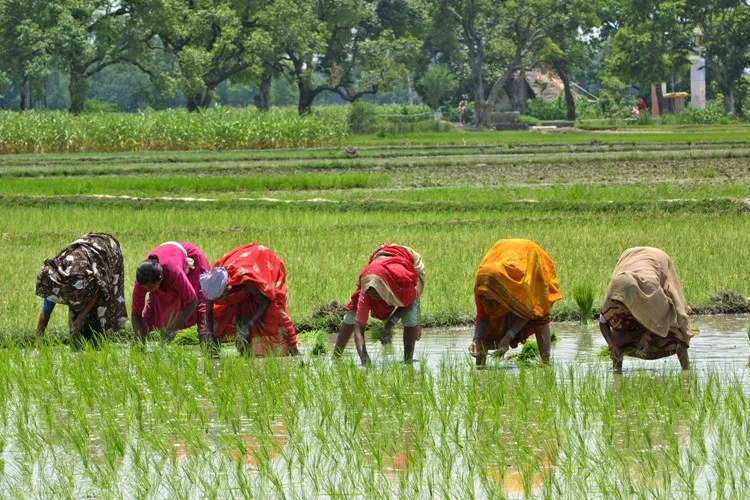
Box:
<box><xmin>1</xmin><ymin>125</ymin><xmax>749</xmax><ymax>495</ymax></box>
<box><xmin>0</xmin><ymin>173</ymin><xmax>389</xmax><ymax>196</ymax></box>
<box><xmin>0</xmin><ymin>346</ymin><xmax>748</xmax><ymax>496</ymax></box>
<box><xmin>572</xmin><ymin>286</ymin><xmax>596</xmax><ymax>324</ymax></box>
<box><xmin>0</xmin><ymin>108</ymin><xmax>748</xmax><ymax>153</ymax></box>
<box><xmin>349</xmin><ymin>124</ymin><xmax>750</xmax><ymax>147</ymax></box>
<box><xmin>1</xmin><ymin>201</ymin><xmax>749</xmax><ymax>341</ymax></box>
<box><xmin>0</xmin><ymin>108</ymin><xmax>348</xmax><ymax>153</ymax></box>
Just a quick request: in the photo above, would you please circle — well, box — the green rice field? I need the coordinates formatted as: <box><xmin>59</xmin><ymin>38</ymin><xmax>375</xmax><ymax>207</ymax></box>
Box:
<box><xmin>1</xmin><ymin>124</ymin><xmax>749</xmax><ymax>496</ymax></box>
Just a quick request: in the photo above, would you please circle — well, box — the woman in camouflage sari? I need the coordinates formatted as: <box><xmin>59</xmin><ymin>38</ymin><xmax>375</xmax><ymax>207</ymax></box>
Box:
<box><xmin>36</xmin><ymin>233</ymin><xmax>128</xmax><ymax>345</ymax></box>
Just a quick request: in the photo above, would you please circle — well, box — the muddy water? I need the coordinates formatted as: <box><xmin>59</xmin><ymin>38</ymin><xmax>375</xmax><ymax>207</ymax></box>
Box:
<box><xmin>341</xmin><ymin>315</ymin><xmax>750</xmax><ymax>374</ymax></box>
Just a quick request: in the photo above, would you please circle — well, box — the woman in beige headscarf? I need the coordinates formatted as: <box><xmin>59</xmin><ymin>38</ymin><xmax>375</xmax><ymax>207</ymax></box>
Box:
<box><xmin>599</xmin><ymin>247</ymin><xmax>694</xmax><ymax>372</ymax></box>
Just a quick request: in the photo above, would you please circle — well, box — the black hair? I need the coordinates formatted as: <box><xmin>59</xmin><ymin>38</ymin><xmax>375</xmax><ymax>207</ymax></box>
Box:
<box><xmin>136</xmin><ymin>256</ymin><xmax>163</xmax><ymax>286</ymax></box>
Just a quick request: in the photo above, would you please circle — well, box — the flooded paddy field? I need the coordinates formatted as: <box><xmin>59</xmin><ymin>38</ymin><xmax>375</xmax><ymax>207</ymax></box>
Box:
<box><xmin>1</xmin><ymin>133</ymin><xmax>749</xmax><ymax>497</ymax></box>
<box><xmin>0</xmin><ymin>316</ymin><xmax>748</xmax><ymax>498</ymax></box>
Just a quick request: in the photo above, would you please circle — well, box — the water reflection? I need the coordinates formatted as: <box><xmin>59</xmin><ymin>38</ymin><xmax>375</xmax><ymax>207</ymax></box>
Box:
<box><xmin>598</xmin><ymin>373</ymin><xmax>692</xmax><ymax>494</ymax></box>
<box><xmin>332</xmin><ymin>315</ymin><xmax>750</xmax><ymax>374</ymax></box>
<box><xmin>474</xmin><ymin>369</ymin><xmax>559</xmax><ymax>498</ymax></box>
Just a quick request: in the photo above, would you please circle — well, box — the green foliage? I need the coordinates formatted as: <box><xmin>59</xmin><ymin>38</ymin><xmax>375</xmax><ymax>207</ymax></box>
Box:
<box><xmin>601</xmin><ymin>0</ymin><xmax>691</xmax><ymax>90</ymax></box>
<box><xmin>126</xmin><ymin>0</ymin><xmax>280</xmax><ymax>109</ymax></box>
<box><xmin>671</xmin><ymin>101</ymin><xmax>732</xmax><ymax>125</ymax></box>
<box><xmin>441</xmin><ymin>0</ymin><xmax>595</xmax><ymax>125</ymax></box>
<box><xmin>688</xmin><ymin>0</ymin><xmax>750</xmax><ymax>114</ymax></box>
<box><xmin>172</xmin><ymin>328</ymin><xmax>199</xmax><ymax>345</ymax></box>
<box><xmin>0</xmin><ymin>107</ymin><xmax>348</xmax><ymax>153</ymax></box>
<box><xmin>572</xmin><ymin>285</ymin><xmax>595</xmax><ymax>324</ymax></box>
<box><xmin>347</xmin><ymin>102</ymin><xmax>443</xmax><ymax>135</ymax></box>
<box><xmin>348</xmin><ymin>101</ymin><xmax>379</xmax><ymax>134</ymax></box>
<box><xmin>297</xmin><ymin>329</ymin><xmax>328</xmax><ymax>356</ymax></box>
<box><xmin>83</xmin><ymin>99</ymin><xmax>118</xmax><ymax>114</ymax></box>
<box><xmin>418</xmin><ymin>64</ymin><xmax>457</xmax><ymax>111</ymax></box>
<box><xmin>526</xmin><ymin>97</ymin><xmax>567</xmax><ymax>121</ymax></box>
<box><xmin>517</xmin><ymin>115</ymin><xmax>541</xmax><ymax>126</ymax></box>
<box><xmin>596</xmin><ymin>77</ymin><xmax>636</xmax><ymax>119</ymax></box>
<box><xmin>518</xmin><ymin>340</ymin><xmax>541</xmax><ymax>361</ymax></box>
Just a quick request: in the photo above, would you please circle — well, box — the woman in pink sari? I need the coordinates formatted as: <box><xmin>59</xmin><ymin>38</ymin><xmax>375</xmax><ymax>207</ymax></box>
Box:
<box><xmin>131</xmin><ymin>241</ymin><xmax>210</xmax><ymax>340</ymax></box>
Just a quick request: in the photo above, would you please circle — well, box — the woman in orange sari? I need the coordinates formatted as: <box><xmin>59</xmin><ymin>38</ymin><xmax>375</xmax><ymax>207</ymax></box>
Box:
<box><xmin>469</xmin><ymin>239</ymin><xmax>562</xmax><ymax>366</ymax></box>
<box><xmin>199</xmin><ymin>244</ymin><xmax>298</xmax><ymax>356</ymax></box>
<box><xmin>600</xmin><ymin>247</ymin><xmax>693</xmax><ymax>372</ymax></box>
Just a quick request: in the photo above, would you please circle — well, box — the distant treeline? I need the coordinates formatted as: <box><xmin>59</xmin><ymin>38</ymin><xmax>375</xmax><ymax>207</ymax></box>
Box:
<box><xmin>0</xmin><ymin>0</ymin><xmax>748</xmax><ymax>122</ymax></box>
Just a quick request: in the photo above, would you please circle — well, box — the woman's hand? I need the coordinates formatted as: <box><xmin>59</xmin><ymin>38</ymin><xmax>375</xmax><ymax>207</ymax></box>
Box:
<box><xmin>639</xmin><ymin>332</ymin><xmax>652</xmax><ymax>350</ymax></box>
<box><xmin>71</xmin><ymin>314</ymin><xmax>86</xmax><ymax>334</ymax></box>
<box><xmin>381</xmin><ymin>321</ymin><xmax>394</xmax><ymax>345</ymax></box>
<box><xmin>468</xmin><ymin>339</ymin><xmax>484</xmax><ymax>358</ymax></box>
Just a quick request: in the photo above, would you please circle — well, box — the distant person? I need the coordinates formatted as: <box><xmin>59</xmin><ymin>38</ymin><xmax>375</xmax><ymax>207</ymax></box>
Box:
<box><xmin>458</xmin><ymin>100</ymin><xmax>469</xmax><ymax>124</ymax></box>
<box><xmin>200</xmin><ymin>244</ymin><xmax>298</xmax><ymax>356</ymax></box>
<box><xmin>638</xmin><ymin>97</ymin><xmax>648</xmax><ymax>114</ymax></box>
<box><xmin>600</xmin><ymin>247</ymin><xmax>693</xmax><ymax>372</ymax></box>
<box><xmin>333</xmin><ymin>244</ymin><xmax>425</xmax><ymax>365</ymax></box>
<box><xmin>469</xmin><ymin>239</ymin><xmax>562</xmax><ymax>366</ymax></box>
<box><xmin>36</xmin><ymin>233</ymin><xmax>128</xmax><ymax>346</ymax></box>
<box><xmin>132</xmin><ymin>242</ymin><xmax>210</xmax><ymax>341</ymax></box>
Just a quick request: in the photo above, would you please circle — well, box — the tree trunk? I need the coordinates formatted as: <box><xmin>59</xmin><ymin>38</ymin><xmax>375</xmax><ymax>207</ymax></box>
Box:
<box><xmin>42</xmin><ymin>79</ymin><xmax>48</xmax><ymax>109</ymax></box>
<box><xmin>186</xmin><ymin>90</ymin><xmax>214</xmax><ymax>112</ymax></box>
<box><xmin>19</xmin><ymin>77</ymin><xmax>27</xmax><ymax>111</ymax></box>
<box><xmin>469</xmin><ymin>62</ymin><xmax>487</xmax><ymax>126</ymax></box>
<box><xmin>655</xmin><ymin>84</ymin><xmax>666</xmax><ymax>116</ymax></box>
<box><xmin>555</xmin><ymin>64</ymin><xmax>576</xmax><ymax>121</ymax></box>
<box><xmin>509</xmin><ymin>72</ymin><xmax>528</xmax><ymax>114</ymax></box>
<box><xmin>724</xmin><ymin>88</ymin><xmax>735</xmax><ymax>114</ymax></box>
<box><xmin>650</xmin><ymin>83</ymin><xmax>660</xmax><ymax>117</ymax></box>
<box><xmin>479</xmin><ymin>54</ymin><xmax>524</xmax><ymax>127</ymax></box>
<box><xmin>29</xmin><ymin>85</ymin><xmax>35</xmax><ymax>110</ymax></box>
<box><xmin>254</xmin><ymin>74</ymin><xmax>272</xmax><ymax>111</ymax></box>
<box><xmin>69</xmin><ymin>69</ymin><xmax>88</xmax><ymax>114</ymax></box>
<box><xmin>297</xmin><ymin>79</ymin><xmax>316</xmax><ymax>115</ymax></box>
<box><xmin>475</xmin><ymin>100</ymin><xmax>493</xmax><ymax>128</ymax></box>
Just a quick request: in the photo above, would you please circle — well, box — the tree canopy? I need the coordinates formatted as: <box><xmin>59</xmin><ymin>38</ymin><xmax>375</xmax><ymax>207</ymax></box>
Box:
<box><xmin>0</xmin><ymin>0</ymin><xmax>747</xmax><ymax>117</ymax></box>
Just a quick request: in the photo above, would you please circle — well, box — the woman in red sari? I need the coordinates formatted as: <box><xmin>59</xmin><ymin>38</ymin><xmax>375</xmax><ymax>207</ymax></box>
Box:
<box><xmin>199</xmin><ymin>244</ymin><xmax>298</xmax><ymax>356</ymax></box>
<box><xmin>333</xmin><ymin>244</ymin><xmax>425</xmax><ymax>365</ymax></box>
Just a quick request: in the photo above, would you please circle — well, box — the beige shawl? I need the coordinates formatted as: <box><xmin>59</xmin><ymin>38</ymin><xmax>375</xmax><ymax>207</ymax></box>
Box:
<box><xmin>602</xmin><ymin>247</ymin><xmax>693</xmax><ymax>343</ymax></box>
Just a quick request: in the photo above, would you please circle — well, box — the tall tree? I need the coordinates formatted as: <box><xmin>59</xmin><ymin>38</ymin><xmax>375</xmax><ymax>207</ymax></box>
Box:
<box><xmin>441</xmin><ymin>0</ymin><xmax>589</xmax><ymax>126</ymax></box>
<box><xmin>687</xmin><ymin>0</ymin><xmax>750</xmax><ymax>113</ymax></box>
<box><xmin>127</xmin><ymin>0</ymin><xmax>288</xmax><ymax>110</ymax></box>
<box><xmin>275</xmin><ymin>0</ymin><xmax>424</xmax><ymax>114</ymax></box>
<box><xmin>0</xmin><ymin>0</ymin><xmax>53</xmax><ymax>110</ymax></box>
<box><xmin>600</xmin><ymin>0</ymin><xmax>692</xmax><ymax>112</ymax></box>
<box><xmin>540</xmin><ymin>5</ymin><xmax>600</xmax><ymax>120</ymax></box>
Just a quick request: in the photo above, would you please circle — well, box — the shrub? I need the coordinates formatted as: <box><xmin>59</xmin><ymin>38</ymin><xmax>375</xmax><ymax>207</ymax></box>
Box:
<box><xmin>84</xmin><ymin>99</ymin><xmax>119</xmax><ymax>113</ymax></box>
<box><xmin>526</xmin><ymin>96</ymin><xmax>567</xmax><ymax>120</ymax></box>
<box><xmin>740</xmin><ymin>79</ymin><xmax>750</xmax><ymax>121</ymax></box>
<box><xmin>518</xmin><ymin>115</ymin><xmax>541</xmax><ymax>126</ymax></box>
<box><xmin>670</xmin><ymin>100</ymin><xmax>730</xmax><ymax>124</ymax></box>
<box><xmin>597</xmin><ymin>77</ymin><xmax>637</xmax><ymax>120</ymax></box>
<box><xmin>348</xmin><ymin>101</ymin><xmax>379</xmax><ymax>133</ymax></box>
<box><xmin>418</xmin><ymin>64</ymin><xmax>457</xmax><ymax>111</ymax></box>
<box><xmin>575</xmin><ymin>97</ymin><xmax>604</xmax><ymax>120</ymax></box>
